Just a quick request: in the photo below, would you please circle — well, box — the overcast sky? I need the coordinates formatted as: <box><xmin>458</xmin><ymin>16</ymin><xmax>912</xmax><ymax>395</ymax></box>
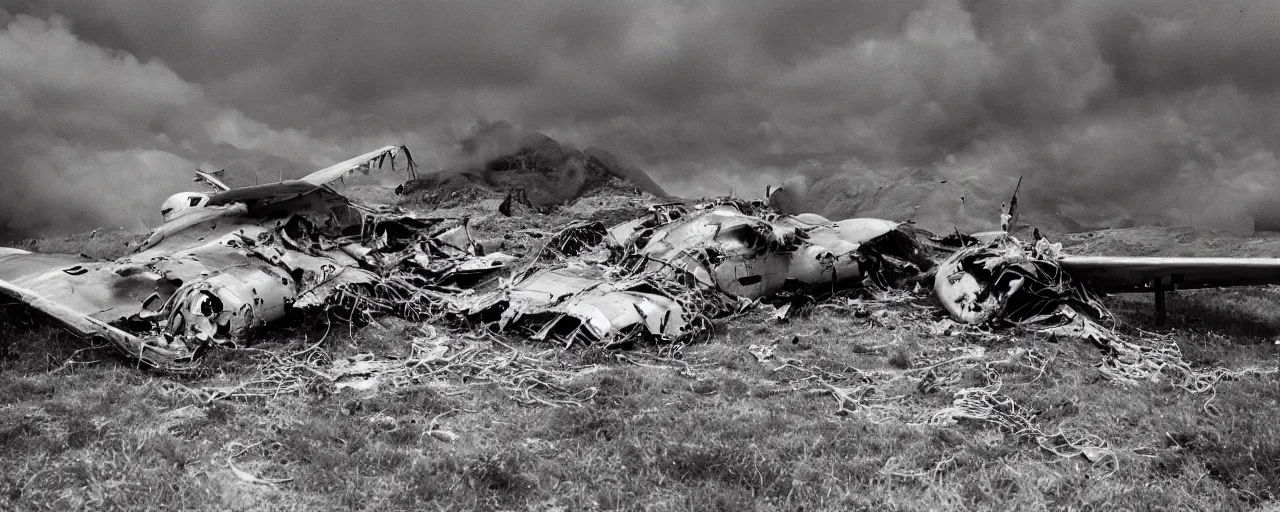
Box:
<box><xmin>1</xmin><ymin>0</ymin><xmax>1278</xmax><ymax>239</ymax></box>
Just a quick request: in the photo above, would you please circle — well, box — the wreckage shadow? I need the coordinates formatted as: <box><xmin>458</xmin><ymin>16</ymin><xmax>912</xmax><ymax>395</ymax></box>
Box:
<box><xmin>1106</xmin><ymin>287</ymin><xmax>1280</xmax><ymax>343</ymax></box>
<box><xmin>0</xmin><ymin>304</ymin><xmax>100</xmax><ymax>369</ymax></box>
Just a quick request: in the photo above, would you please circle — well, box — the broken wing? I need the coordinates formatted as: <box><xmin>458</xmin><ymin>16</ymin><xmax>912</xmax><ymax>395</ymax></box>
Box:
<box><xmin>0</xmin><ymin>250</ymin><xmax>184</xmax><ymax>367</ymax></box>
<box><xmin>206</xmin><ymin>145</ymin><xmax>416</xmax><ymax>207</ymax></box>
<box><xmin>1058</xmin><ymin>256</ymin><xmax>1280</xmax><ymax>293</ymax></box>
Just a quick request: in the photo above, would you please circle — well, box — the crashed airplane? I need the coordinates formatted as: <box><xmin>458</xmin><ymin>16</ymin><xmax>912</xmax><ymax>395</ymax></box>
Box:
<box><xmin>7</xmin><ymin>145</ymin><xmax>1280</xmax><ymax>371</ymax></box>
<box><xmin>0</xmin><ymin>146</ymin><xmax>516</xmax><ymax>370</ymax></box>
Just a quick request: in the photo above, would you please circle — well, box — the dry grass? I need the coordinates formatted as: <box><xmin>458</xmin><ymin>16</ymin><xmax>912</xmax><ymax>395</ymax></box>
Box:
<box><xmin>11</xmin><ymin>228</ymin><xmax>145</xmax><ymax>261</ymax></box>
<box><xmin>3</xmin><ymin>290</ymin><xmax>1278</xmax><ymax>511</ymax></box>
<box><xmin>3</xmin><ymin>203</ymin><xmax>1280</xmax><ymax>510</ymax></box>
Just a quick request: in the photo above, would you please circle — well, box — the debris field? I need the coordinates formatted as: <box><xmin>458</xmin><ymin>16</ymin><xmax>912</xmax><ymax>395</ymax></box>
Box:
<box><xmin>3</xmin><ymin>144</ymin><xmax>1279</xmax><ymax>509</ymax></box>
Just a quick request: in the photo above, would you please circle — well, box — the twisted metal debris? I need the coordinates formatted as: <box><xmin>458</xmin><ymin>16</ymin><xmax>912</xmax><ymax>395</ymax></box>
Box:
<box><xmin>3</xmin><ymin>150</ymin><xmax>1277</xmax><ymax>456</ymax></box>
<box><xmin>449</xmin><ymin>199</ymin><xmax>931</xmax><ymax>347</ymax></box>
<box><xmin>0</xmin><ymin>145</ymin><xmax>514</xmax><ymax>371</ymax></box>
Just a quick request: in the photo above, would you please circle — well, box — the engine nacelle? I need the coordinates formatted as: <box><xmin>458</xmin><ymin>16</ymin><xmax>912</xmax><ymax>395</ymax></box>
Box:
<box><xmin>160</xmin><ymin>192</ymin><xmax>211</xmax><ymax>222</ymax></box>
<box><xmin>162</xmin><ymin>265</ymin><xmax>295</xmax><ymax>345</ymax></box>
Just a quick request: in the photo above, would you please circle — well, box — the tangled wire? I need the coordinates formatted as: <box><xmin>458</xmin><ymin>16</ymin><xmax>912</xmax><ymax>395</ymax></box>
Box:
<box><xmin>923</xmin><ymin>362</ymin><xmax>1118</xmax><ymax>478</ymax></box>
<box><xmin>765</xmin><ymin>331</ymin><xmax>1121</xmax><ymax>478</ymax></box>
<box><xmin>162</xmin><ymin>330</ymin><xmax>600</xmax><ymax>408</ymax></box>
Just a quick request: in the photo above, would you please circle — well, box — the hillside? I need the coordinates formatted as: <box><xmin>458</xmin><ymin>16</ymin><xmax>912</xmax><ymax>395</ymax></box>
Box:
<box><xmin>1059</xmin><ymin>226</ymin><xmax>1280</xmax><ymax>258</ymax></box>
<box><xmin>767</xmin><ymin>167</ymin><xmax>1093</xmax><ymax>235</ymax></box>
<box><xmin>397</xmin><ymin>132</ymin><xmax>670</xmax><ymax>209</ymax></box>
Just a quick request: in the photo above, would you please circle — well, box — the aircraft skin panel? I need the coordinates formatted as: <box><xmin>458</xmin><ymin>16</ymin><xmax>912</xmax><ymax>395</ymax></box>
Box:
<box><xmin>206</xmin><ymin>181</ymin><xmax>318</xmax><ymax>206</ymax></box>
<box><xmin>0</xmin><ymin>252</ymin><xmax>99</xmax><ymax>284</ymax></box>
<box><xmin>0</xmin><ymin>253</ymin><xmax>153</xmax><ymax>320</ymax></box>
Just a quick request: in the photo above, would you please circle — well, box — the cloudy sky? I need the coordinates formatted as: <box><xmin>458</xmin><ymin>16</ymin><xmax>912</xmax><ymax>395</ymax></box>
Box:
<box><xmin>0</xmin><ymin>0</ymin><xmax>1278</xmax><ymax>239</ymax></box>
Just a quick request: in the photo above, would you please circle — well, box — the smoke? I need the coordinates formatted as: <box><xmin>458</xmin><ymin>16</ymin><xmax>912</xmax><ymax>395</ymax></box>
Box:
<box><xmin>1</xmin><ymin>1</ymin><xmax>1278</xmax><ymax>240</ymax></box>
<box><xmin>0</xmin><ymin>13</ymin><xmax>348</xmax><ymax>239</ymax></box>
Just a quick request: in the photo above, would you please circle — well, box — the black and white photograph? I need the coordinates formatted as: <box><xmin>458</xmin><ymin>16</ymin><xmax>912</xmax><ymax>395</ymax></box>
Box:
<box><xmin>1</xmin><ymin>1</ymin><xmax>1279</xmax><ymax>510</ymax></box>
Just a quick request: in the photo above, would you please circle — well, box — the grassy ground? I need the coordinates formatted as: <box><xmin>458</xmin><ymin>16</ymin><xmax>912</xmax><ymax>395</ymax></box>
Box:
<box><xmin>10</xmin><ymin>228</ymin><xmax>144</xmax><ymax>261</ymax></box>
<box><xmin>3</xmin><ymin>196</ymin><xmax>1280</xmax><ymax>511</ymax></box>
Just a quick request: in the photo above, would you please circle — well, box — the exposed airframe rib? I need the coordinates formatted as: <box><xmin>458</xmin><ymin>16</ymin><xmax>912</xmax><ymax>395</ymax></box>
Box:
<box><xmin>300</xmin><ymin>145</ymin><xmax>414</xmax><ymax>186</ymax></box>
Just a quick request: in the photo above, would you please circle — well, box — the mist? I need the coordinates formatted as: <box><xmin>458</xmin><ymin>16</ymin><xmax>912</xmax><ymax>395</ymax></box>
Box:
<box><xmin>1</xmin><ymin>0</ymin><xmax>1278</xmax><ymax>240</ymax></box>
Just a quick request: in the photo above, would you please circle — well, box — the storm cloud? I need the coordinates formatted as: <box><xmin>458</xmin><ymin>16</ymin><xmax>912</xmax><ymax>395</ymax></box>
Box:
<box><xmin>1</xmin><ymin>0</ymin><xmax>1278</xmax><ymax>239</ymax></box>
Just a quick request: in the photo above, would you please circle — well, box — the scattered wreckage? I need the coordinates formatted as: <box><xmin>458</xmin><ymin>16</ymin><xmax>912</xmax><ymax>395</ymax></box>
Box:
<box><xmin>473</xmin><ymin>191</ymin><xmax>1280</xmax><ymax>350</ymax></box>
<box><xmin>7</xmin><ymin>147</ymin><xmax>1280</xmax><ymax>372</ymax></box>
<box><xmin>0</xmin><ymin>176</ymin><xmax>938</xmax><ymax>368</ymax></box>
<box><xmin>934</xmin><ymin>230</ymin><xmax>1280</xmax><ymax>330</ymax></box>
<box><xmin>0</xmin><ymin>146</ymin><xmax>516</xmax><ymax>370</ymax></box>
<box><xmin>454</xmin><ymin>199</ymin><xmax>934</xmax><ymax>347</ymax></box>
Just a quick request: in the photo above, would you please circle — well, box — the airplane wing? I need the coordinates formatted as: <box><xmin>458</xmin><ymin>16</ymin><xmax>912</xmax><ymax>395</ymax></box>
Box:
<box><xmin>0</xmin><ymin>278</ymin><xmax>179</xmax><ymax>366</ymax></box>
<box><xmin>299</xmin><ymin>145</ymin><xmax>414</xmax><ymax>186</ymax></box>
<box><xmin>0</xmin><ymin>250</ymin><xmax>187</xmax><ymax>367</ymax></box>
<box><xmin>206</xmin><ymin>145</ymin><xmax>415</xmax><ymax>207</ymax></box>
<box><xmin>1057</xmin><ymin>256</ymin><xmax>1280</xmax><ymax>292</ymax></box>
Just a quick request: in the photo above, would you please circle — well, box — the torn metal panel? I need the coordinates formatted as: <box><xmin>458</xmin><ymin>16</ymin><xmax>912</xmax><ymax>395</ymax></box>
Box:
<box><xmin>794</xmin><ymin>217</ymin><xmax>916</xmax><ymax>286</ymax></box>
<box><xmin>463</xmin><ymin>264</ymin><xmax>714</xmax><ymax>346</ymax></box>
<box><xmin>606</xmin><ymin>217</ymin><xmax>649</xmax><ymax>249</ymax></box>
<box><xmin>533</xmin><ymin>221</ymin><xmax>608</xmax><ymax>261</ymax></box>
<box><xmin>934</xmin><ymin>237</ymin><xmax>1107</xmax><ymax>326</ymax></box>
<box><xmin>0</xmin><ymin>251</ymin><xmax>149</xmax><ymax>321</ymax></box>
<box><xmin>144</xmin><ymin>204</ymin><xmax>251</xmax><ymax>249</ymax></box>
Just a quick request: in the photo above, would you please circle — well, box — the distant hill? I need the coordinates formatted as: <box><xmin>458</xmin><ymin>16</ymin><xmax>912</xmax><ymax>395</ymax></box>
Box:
<box><xmin>398</xmin><ymin>132</ymin><xmax>669</xmax><ymax>208</ymax></box>
<box><xmin>1058</xmin><ymin>226</ymin><xmax>1280</xmax><ymax>258</ymax></box>
<box><xmin>767</xmin><ymin>166</ymin><xmax>1088</xmax><ymax>235</ymax></box>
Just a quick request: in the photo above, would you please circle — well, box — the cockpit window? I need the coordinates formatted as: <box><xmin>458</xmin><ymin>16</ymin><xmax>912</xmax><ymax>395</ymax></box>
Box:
<box><xmin>188</xmin><ymin>197</ymin><xmax>204</xmax><ymax>207</ymax></box>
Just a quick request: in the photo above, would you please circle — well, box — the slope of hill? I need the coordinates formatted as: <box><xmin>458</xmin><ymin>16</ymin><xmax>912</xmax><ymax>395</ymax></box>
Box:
<box><xmin>768</xmin><ymin>167</ymin><xmax>1088</xmax><ymax>235</ymax></box>
<box><xmin>397</xmin><ymin>133</ymin><xmax>670</xmax><ymax>208</ymax></box>
<box><xmin>1059</xmin><ymin>226</ymin><xmax>1280</xmax><ymax>258</ymax></box>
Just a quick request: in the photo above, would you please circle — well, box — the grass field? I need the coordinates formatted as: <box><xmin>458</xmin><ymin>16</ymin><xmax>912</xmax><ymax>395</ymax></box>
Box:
<box><xmin>2</xmin><ymin>194</ymin><xmax>1280</xmax><ymax>511</ymax></box>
